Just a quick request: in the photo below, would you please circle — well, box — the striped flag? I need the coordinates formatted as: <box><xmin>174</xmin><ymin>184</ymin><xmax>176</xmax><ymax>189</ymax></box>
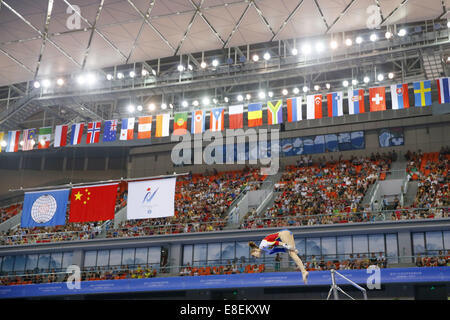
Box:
<box><xmin>191</xmin><ymin>110</ymin><xmax>205</xmax><ymax>134</ymax></box>
<box><xmin>70</xmin><ymin>123</ymin><xmax>84</xmax><ymax>145</ymax></box>
<box><xmin>210</xmin><ymin>108</ymin><xmax>224</xmax><ymax>132</ymax></box>
<box><xmin>390</xmin><ymin>84</ymin><xmax>410</xmax><ymax>109</ymax></box>
<box><xmin>247</xmin><ymin>103</ymin><xmax>263</xmax><ymax>127</ymax></box>
<box><xmin>436</xmin><ymin>77</ymin><xmax>450</xmax><ymax>104</ymax></box>
<box><xmin>86</xmin><ymin>121</ymin><xmax>101</xmax><ymax>144</ymax></box>
<box><xmin>38</xmin><ymin>127</ymin><xmax>52</xmax><ymax>149</ymax></box>
<box><xmin>173</xmin><ymin>112</ymin><xmax>188</xmax><ymax>135</ymax></box>
<box><xmin>327</xmin><ymin>92</ymin><xmax>343</xmax><ymax>117</ymax></box>
<box><xmin>0</xmin><ymin>132</ymin><xmax>4</xmax><ymax>152</ymax></box>
<box><xmin>228</xmin><ymin>104</ymin><xmax>243</xmax><ymax>129</ymax></box>
<box><xmin>54</xmin><ymin>125</ymin><xmax>68</xmax><ymax>148</ymax></box>
<box><xmin>138</xmin><ymin>116</ymin><xmax>152</xmax><ymax>139</ymax></box>
<box><xmin>103</xmin><ymin>120</ymin><xmax>117</xmax><ymax>142</ymax></box>
<box><xmin>120</xmin><ymin>118</ymin><xmax>135</xmax><ymax>140</ymax></box>
<box><xmin>306</xmin><ymin>95</ymin><xmax>322</xmax><ymax>119</ymax></box>
<box><xmin>286</xmin><ymin>97</ymin><xmax>302</xmax><ymax>122</ymax></box>
<box><xmin>413</xmin><ymin>80</ymin><xmax>432</xmax><ymax>107</ymax></box>
<box><xmin>267</xmin><ymin>100</ymin><xmax>283</xmax><ymax>125</ymax></box>
<box><xmin>369</xmin><ymin>87</ymin><xmax>386</xmax><ymax>112</ymax></box>
<box><xmin>348</xmin><ymin>89</ymin><xmax>365</xmax><ymax>115</ymax></box>
<box><xmin>6</xmin><ymin>130</ymin><xmax>20</xmax><ymax>152</ymax></box>
<box><xmin>155</xmin><ymin>113</ymin><xmax>170</xmax><ymax>137</ymax></box>
<box><xmin>22</xmin><ymin>128</ymin><xmax>37</xmax><ymax>151</ymax></box>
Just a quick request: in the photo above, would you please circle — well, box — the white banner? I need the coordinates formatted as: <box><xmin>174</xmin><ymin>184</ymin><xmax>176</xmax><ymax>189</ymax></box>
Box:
<box><xmin>127</xmin><ymin>177</ymin><xmax>176</xmax><ymax>220</ymax></box>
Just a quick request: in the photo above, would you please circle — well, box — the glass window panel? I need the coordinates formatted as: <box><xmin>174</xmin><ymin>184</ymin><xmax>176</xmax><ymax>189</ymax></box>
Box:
<box><xmin>236</xmin><ymin>242</ymin><xmax>249</xmax><ymax>263</ymax></box>
<box><xmin>148</xmin><ymin>247</ymin><xmax>161</xmax><ymax>265</ymax></box>
<box><xmin>321</xmin><ymin>237</ymin><xmax>336</xmax><ymax>260</ymax></box>
<box><xmin>306</xmin><ymin>238</ymin><xmax>321</xmax><ymax>258</ymax></box>
<box><xmin>14</xmin><ymin>255</ymin><xmax>26</xmax><ymax>272</ymax></box>
<box><xmin>26</xmin><ymin>254</ymin><xmax>39</xmax><ymax>271</ymax></box>
<box><xmin>369</xmin><ymin>234</ymin><xmax>385</xmax><ymax>254</ymax></box>
<box><xmin>337</xmin><ymin>236</ymin><xmax>352</xmax><ymax>260</ymax></box>
<box><xmin>183</xmin><ymin>245</ymin><xmax>193</xmax><ymax>266</ymax></box>
<box><xmin>221</xmin><ymin>242</ymin><xmax>235</xmax><ymax>261</ymax></box>
<box><xmin>62</xmin><ymin>252</ymin><xmax>73</xmax><ymax>269</ymax></box>
<box><xmin>38</xmin><ymin>254</ymin><xmax>50</xmax><ymax>270</ymax></box>
<box><xmin>412</xmin><ymin>233</ymin><xmax>425</xmax><ymax>255</ymax></box>
<box><xmin>295</xmin><ymin>238</ymin><xmax>306</xmax><ymax>257</ymax></box>
<box><xmin>386</xmin><ymin>234</ymin><xmax>398</xmax><ymax>263</ymax></box>
<box><xmin>1</xmin><ymin>256</ymin><xmax>14</xmax><ymax>272</ymax></box>
<box><xmin>84</xmin><ymin>251</ymin><xmax>97</xmax><ymax>267</ymax></box>
<box><xmin>193</xmin><ymin>244</ymin><xmax>207</xmax><ymax>266</ymax></box>
<box><xmin>96</xmin><ymin>250</ymin><xmax>109</xmax><ymax>267</ymax></box>
<box><xmin>352</xmin><ymin>235</ymin><xmax>368</xmax><ymax>254</ymax></box>
<box><xmin>49</xmin><ymin>253</ymin><xmax>63</xmax><ymax>270</ymax></box>
<box><xmin>207</xmin><ymin>243</ymin><xmax>221</xmax><ymax>264</ymax></box>
<box><xmin>444</xmin><ymin>231</ymin><xmax>450</xmax><ymax>251</ymax></box>
<box><xmin>109</xmin><ymin>249</ymin><xmax>122</xmax><ymax>266</ymax></box>
<box><xmin>122</xmin><ymin>248</ymin><xmax>135</xmax><ymax>266</ymax></box>
<box><xmin>426</xmin><ymin>232</ymin><xmax>443</xmax><ymax>254</ymax></box>
<box><xmin>0</xmin><ymin>257</ymin><xmax>2</xmax><ymax>272</ymax></box>
<box><xmin>135</xmin><ymin>248</ymin><xmax>148</xmax><ymax>265</ymax></box>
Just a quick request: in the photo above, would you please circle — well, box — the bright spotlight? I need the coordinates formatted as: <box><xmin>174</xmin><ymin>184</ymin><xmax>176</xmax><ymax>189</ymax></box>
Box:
<box><xmin>326</xmin><ymin>83</ymin><xmax>331</xmax><ymax>89</ymax></box>
<box><xmin>314</xmin><ymin>85</ymin><xmax>320</xmax><ymax>91</ymax></box>
<box><xmin>291</xmin><ymin>48</ymin><xmax>298</xmax><ymax>55</ymax></box>
<box><xmin>258</xmin><ymin>91</ymin><xmax>266</xmax><ymax>99</ymax></box>
<box><xmin>363</xmin><ymin>76</ymin><xmax>370</xmax><ymax>83</ymax></box>
<box><xmin>0</xmin><ymin>140</ymin><xmax>7</xmax><ymax>148</ymax></box>
<box><xmin>352</xmin><ymin>79</ymin><xmax>358</xmax><ymax>86</ymax></box>
<box><xmin>356</xmin><ymin>36</ymin><xmax>363</xmax><ymax>44</ymax></box>
<box><xmin>388</xmin><ymin>72</ymin><xmax>394</xmax><ymax>79</ymax></box>
<box><xmin>117</xmin><ymin>72</ymin><xmax>124</xmax><ymax>79</ymax></box>
<box><xmin>330</xmin><ymin>40</ymin><xmax>338</xmax><ymax>49</ymax></box>
<box><xmin>224</xmin><ymin>97</ymin><xmax>229</xmax><ymax>103</ymax></box>
<box><xmin>212</xmin><ymin>98</ymin><xmax>218</xmax><ymax>104</ymax></box>
<box><xmin>56</xmin><ymin>78</ymin><xmax>65</xmax><ymax>86</ymax></box>
<box><xmin>398</xmin><ymin>28</ymin><xmax>407</xmax><ymax>37</ymax></box>
<box><xmin>293</xmin><ymin>87</ymin><xmax>300</xmax><ymax>94</ymax></box>
<box><xmin>106</xmin><ymin>74</ymin><xmax>113</xmax><ymax>80</ymax></box>
<box><xmin>76</xmin><ymin>75</ymin><xmax>85</xmax><ymax>85</ymax></box>
<box><xmin>263</xmin><ymin>52</ymin><xmax>271</xmax><ymax>60</ymax></box>
<box><xmin>237</xmin><ymin>95</ymin><xmax>243</xmax><ymax>102</ymax></box>
<box><xmin>200</xmin><ymin>61</ymin><xmax>207</xmax><ymax>68</ymax></box>
<box><xmin>202</xmin><ymin>97</ymin><xmax>210</xmax><ymax>105</ymax></box>
<box><xmin>137</xmin><ymin>105</ymin><xmax>143</xmax><ymax>112</ymax></box>
<box><xmin>447</xmin><ymin>21</ymin><xmax>450</xmax><ymax>28</ymax></box>
<box><xmin>268</xmin><ymin>91</ymin><xmax>273</xmax><ymax>98</ymax></box>
<box><xmin>182</xmin><ymin>100</ymin><xmax>188</xmax><ymax>108</ymax></box>
<box><xmin>252</xmin><ymin>54</ymin><xmax>259</xmax><ymax>62</ymax></box>
<box><xmin>161</xmin><ymin>103</ymin><xmax>167</xmax><ymax>110</ymax></box>
<box><xmin>212</xmin><ymin>59</ymin><xmax>219</xmax><ymax>67</ymax></box>
<box><xmin>282</xmin><ymin>89</ymin><xmax>288</xmax><ymax>96</ymax></box>
<box><xmin>127</xmin><ymin>104</ymin><xmax>135</xmax><ymax>113</ymax></box>
<box><xmin>315</xmin><ymin>42</ymin><xmax>324</xmax><ymax>53</ymax></box>
<box><xmin>42</xmin><ymin>79</ymin><xmax>51</xmax><ymax>88</ymax></box>
<box><xmin>187</xmin><ymin>64</ymin><xmax>193</xmax><ymax>71</ymax></box>
<box><xmin>301</xmin><ymin>43</ymin><xmax>312</xmax><ymax>55</ymax></box>
<box><xmin>377</xmin><ymin>74</ymin><xmax>384</xmax><ymax>81</ymax></box>
<box><xmin>177</xmin><ymin>64</ymin><xmax>185</xmax><ymax>72</ymax></box>
<box><xmin>141</xmin><ymin>69</ymin><xmax>149</xmax><ymax>76</ymax></box>
<box><xmin>385</xmin><ymin>31</ymin><xmax>393</xmax><ymax>39</ymax></box>
<box><xmin>33</xmin><ymin>81</ymin><xmax>41</xmax><ymax>89</ymax></box>
<box><xmin>370</xmin><ymin>33</ymin><xmax>378</xmax><ymax>42</ymax></box>
<box><xmin>343</xmin><ymin>80</ymin><xmax>349</xmax><ymax>87</ymax></box>
<box><xmin>148</xmin><ymin>103</ymin><xmax>156</xmax><ymax>111</ymax></box>
<box><xmin>345</xmin><ymin>38</ymin><xmax>352</xmax><ymax>46</ymax></box>
<box><xmin>86</xmin><ymin>73</ymin><xmax>96</xmax><ymax>85</ymax></box>
<box><xmin>129</xmin><ymin>71</ymin><xmax>136</xmax><ymax>78</ymax></box>
<box><xmin>192</xmin><ymin>100</ymin><xmax>199</xmax><ymax>107</ymax></box>
<box><xmin>246</xmin><ymin>94</ymin><xmax>251</xmax><ymax>100</ymax></box>
<box><xmin>302</xmin><ymin>86</ymin><xmax>309</xmax><ymax>93</ymax></box>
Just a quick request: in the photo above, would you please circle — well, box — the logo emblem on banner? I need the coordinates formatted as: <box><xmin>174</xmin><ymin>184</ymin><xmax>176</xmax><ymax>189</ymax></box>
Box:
<box><xmin>142</xmin><ymin>187</ymin><xmax>159</xmax><ymax>215</ymax></box>
<box><xmin>31</xmin><ymin>194</ymin><xmax>57</xmax><ymax>223</ymax></box>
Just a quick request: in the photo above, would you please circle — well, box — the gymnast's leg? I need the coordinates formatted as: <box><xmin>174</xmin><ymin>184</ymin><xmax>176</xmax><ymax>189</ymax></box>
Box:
<box><xmin>278</xmin><ymin>230</ymin><xmax>309</xmax><ymax>284</ymax></box>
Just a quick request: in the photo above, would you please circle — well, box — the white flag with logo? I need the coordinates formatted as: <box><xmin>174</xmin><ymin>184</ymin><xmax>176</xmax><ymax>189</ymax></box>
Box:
<box><xmin>127</xmin><ymin>177</ymin><xmax>176</xmax><ymax>220</ymax></box>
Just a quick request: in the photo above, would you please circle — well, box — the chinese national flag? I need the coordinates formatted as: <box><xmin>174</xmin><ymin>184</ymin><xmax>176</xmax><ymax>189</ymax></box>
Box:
<box><xmin>69</xmin><ymin>183</ymin><xmax>119</xmax><ymax>223</ymax></box>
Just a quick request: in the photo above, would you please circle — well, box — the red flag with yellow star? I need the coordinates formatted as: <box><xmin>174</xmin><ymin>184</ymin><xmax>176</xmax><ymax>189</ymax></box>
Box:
<box><xmin>68</xmin><ymin>183</ymin><xmax>119</xmax><ymax>223</ymax></box>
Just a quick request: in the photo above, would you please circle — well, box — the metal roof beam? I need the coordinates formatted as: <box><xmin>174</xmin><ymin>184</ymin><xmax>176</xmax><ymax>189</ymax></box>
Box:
<box><xmin>34</xmin><ymin>0</ymin><xmax>54</xmax><ymax>78</ymax></box>
<box><xmin>271</xmin><ymin>0</ymin><xmax>305</xmax><ymax>41</ymax></box>
<box><xmin>326</xmin><ymin>0</ymin><xmax>358</xmax><ymax>33</ymax></box>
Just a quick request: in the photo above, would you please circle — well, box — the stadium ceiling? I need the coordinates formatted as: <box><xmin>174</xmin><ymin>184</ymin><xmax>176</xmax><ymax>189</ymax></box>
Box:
<box><xmin>0</xmin><ymin>0</ymin><xmax>449</xmax><ymax>87</ymax></box>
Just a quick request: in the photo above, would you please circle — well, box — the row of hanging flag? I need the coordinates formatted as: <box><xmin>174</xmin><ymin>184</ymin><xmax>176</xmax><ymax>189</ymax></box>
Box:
<box><xmin>0</xmin><ymin>78</ymin><xmax>447</xmax><ymax>153</ymax></box>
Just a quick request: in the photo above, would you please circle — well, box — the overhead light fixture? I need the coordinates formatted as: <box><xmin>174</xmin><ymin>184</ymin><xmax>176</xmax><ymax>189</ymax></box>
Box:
<box><xmin>192</xmin><ymin>100</ymin><xmax>199</xmax><ymax>107</ymax></box>
<box><xmin>237</xmin><ymin>94</ymin><xmax>243</xmax><ymax>102</ymax></box>
<box><xmin>202</xmin><ymin>97</ymin><xmax>210</xmax><ymax>105</ymax></box>
<box><xmin>343</xmin><ymin>80</ymin><xmax>349</xmax><ymax>87</ymax></box>
<box><xmin>263</xmin><ymin>52</ymin><xmax>271</xmax><ymax>60</ymax></box>
<box><xmin>148</xmin><ymin>103</ymin><xmax>155</xmax><ymax>111</ymax></box>
<box><xmin>245</xmin><ymin>94</ymin><xmax>251</xmax><ymax>100</ymax></box>
<box><xmin>141</xmin><ymin>69</ymin><xmax>149</xmax><ymax>76</ymax></box>
<box><xmin>127</xmin><ymin>104</ymin><xmax>135</xmax><ymax>113</ymax></box>
<box><xmin>377</xmin><ymin>74</ymin><xmax>384</xmax><ymax>81</ymax></box>
<box><xmin>363</xmin><ymin>76</ymin><xmax>370</xmax><ymax>83</ymax></box>
<box><xmin>370</xmin><ymin>33</ymin><xmax>378</xmax><ymax>42</ymax></box>
<box><xmin>212</xmin><ymin>59</ymin><xmax>219</xmax><ymax>67</ymax></box>
<box><xmin>169</xmin><ymin>103</ymin><xmax>174</xmax><ymax>109</ymax></box>
<box><xmin>326</xmin><ymin>83</ymin><xmax>331</xmax><ymax>89</ymax></box>
<box><xmin>398</xmin><ymin>28</ymin><xmax>407</xmax><ymax>37</ymax></box>
<box><xmin>282</xmin><ymin>89</ymin><xmax>288</xmax><ymax>96</ymax></box>
<box><xmin>315</xmin><ymin>42</ymin><xmax>324</xmax><ymax>53</ymax></box>
<box><xmin>106</xmin><ymin>74</ymin><xmax>113</xmax><ymax>80</ymax></box>
<box><xmin>345</xmin><ymin>38</ymin><xmax>352</xmax><ymax>46</ymax></box>
<box><xmin>291</xmin><ymin>48</ymin><xmax>298</xmax><ymax>56</ymax></box>
<box><xmin>268</xmin><ymin>91</ymin><xmax>273</xmax><ymax>98</ymax></box>
<box><xmin>76</xmin><ymin>75</ymin><xmax>85</xmax><ymax>85</ymax></box>
<box><xmin>161</xmin><ymin>103</ymin><xmax>167</xmax><ymax>110</ymax></box>
<box><xmin>42</xmin><ymin>79</ymin><xmax>51</xmax><ymax>88</ymax></box>
<box><xmin>302</xmin><ymin>86</ymin><xmax>309</xmax><ymax>93</ymax></box>
<box><xmin>258</xmin><ymin>91</ymin><xmax>266</xmax><ymax>99</ymax></box>
<box><xmin>356</xmin><ymin>36</ymin><xmax>363</xmax><ymax>44</ymax></box>
<box><xmin>212</xmin><ymin>98</ymin><xmax>218</xmax><ymax>104</ymax></box>
<box><xmin>187</xmin><ymin>64</ymin><xmax>193</xmax><ymax>71</ymax></box>
<box><xmin>56</xmin><ymin>78</ymin><xmax>64</xmax><ymax>86</ymax></box>
<box><xmin>200</xmin><ymin>61</ymin><xmax>207</xmax><ymax>68</ymax></box>
<box><xmin>0</xmin><ymin>140</ymin><xmax>7</xmax><ymax>148</ymax></box>
<box><xmin>177</xmin><ymin>64</ymin><xmax>185</xmax><ymax>72</ymax></box>
<box><xmin>330</xmin><ymin>40</ymin><xmax>338</xmax><ymax>49</ymax></box>
<box><xmin>117</xmin><ymin>72</ymin><xmax>124</xmax><ymax>79</ymax></box>
<box><xmin>388</xmin><ymin>72</ymin><xmax>394</xmax><ymax>79</ymax></box>
<box><xmin>152</xmin><ymin>69</ymin><xmax>157</xmax><ymax>76</ymax></box>
<box><xmin>137</xmin><ymin>105</ymin><xmax>143</xmax><ymax>112</ymax></box>
<box><xmin>182</xmin><ymin>100</ymin><xmax>188</xmax><ymax>108</ymax></box>
<box><xmin>33</xmin><ymin>81</ymin><xmax>41</xmax><ymax>89</ymax></box>
<box><xmin>224</xmin><ymin>97</ymin><xmax>229</xmax><ymax>103</ymax></box>
<box><xmin>129</xmin><ymin>71</ymin><xmax>136</xmax><ymax>78</ymax></box>
<box><xmin>252</xmin><ymin>54</ymin><xmax>259</xmax><ymax>62</ymax></box>
<box><xmin>314</xmin><ymin>85</ymin><xmax>320</xmax><ymax>91</ymax></box>
<box><xmin>301</xmin><ymin>43</ymin><xmax>312</xmax><ymax>55</ymax></box>
<box><xmin>447</xmin><ymin>21</ymin><xmax>450</xmax><ymax>28</ymax></box>
<box><xmin>293</xmin><ymin>87</ymin><xmax>300</xmax><ymax>94</ymax></box>
<box><xmin>385</xmin><ymin>31</ymin><xmax>393</xmax><ymax>39</ymax></box>
<box><xmin>86</xmin><ymin>73</ymin><xmax>96</xmax><ymax>85</ymax></box>
<box><xmin>352</xmin><ymin>79</ymin><xmax>358</xmax><ymax>86</ymax></box>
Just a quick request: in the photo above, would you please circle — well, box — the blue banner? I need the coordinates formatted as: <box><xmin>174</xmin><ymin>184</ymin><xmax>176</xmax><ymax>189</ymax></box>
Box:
<box><xmin>325</xmin><ymin>134</ymin><xmax>338</xmax><ymax>152</ymax></box>
<box><xmin>1</xmin><ymin>267</ymin><xmax>449</xmax><ymax>299</ymax></box>
<box><xmin>21</xmin><ymin>189</ymin><xmax>70</xmax><ymax>228</ymax></box>
<box><xmin>292</xmin><ymin>137</ymin><xmax>303</xmax><ymax>155</ymax></box>
<box><xmin>351</xmin><ymin>131</ymin><xmax>365</xmax><ymax>149</ymax></box>
<box><xmin>379</xmin><ymin>128</ymin><xmax>404</xmax><ymax>147</ymax></box>
<box><xmin>338</xmin><ymin>132</ymin><xmax>352</xmax><ymax>151</ymax></box>
<box><xmin>281</xmin><ymin>138</ymin><xmax>293</xmax><ymax>156</ymax></box>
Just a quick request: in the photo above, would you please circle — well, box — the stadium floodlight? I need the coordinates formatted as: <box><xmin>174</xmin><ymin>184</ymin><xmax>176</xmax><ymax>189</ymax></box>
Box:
<box><xmin>76</xmin><ymin>75</ymin><xmax>85</xmax><ymax>85</ymax></box>
<box><xmin>42</xmin><ymin>79</ymin><xmax>51</xmax><ymax>88</ymax></box>
<box><xmin>127</xmin><ymin>104</ymin><xmax>135</xmax><ymax>113</ymax></box>
<box><xmin>252</xmin><ymin>54</ymin><xmax>259</xmax><ymax>62</ymax></box>
<box><xmin>326</xmin><ymin>83</ymin><xmax>331</xmax><ymax>89</ymax></box>
<box><xmin>182</xmin><ymin>100</ymin><xmax>188</xmax><ymax>108</ymax></box>
<box><xmin>177</xmin><ymin>64</ymin><xmax>185</xmax><ymax>72</ymax></box>
<box><xmin>212</xmin><ymin>98</ymin><xmax>218</xmax><ymax>104</ymax></box>
<box><xmin>202</xmin><ymin>97</ymin><xmax>210</xmax><ymax>105</ymax></box>
<box><xmin>293</xmin><ymin>87</ymin><xmax>300</xmax><ymax>94</ymax></box>
<box><xmin>56</xmin><ymin>78</ymin><xmax>65</xmax><ymax>86</ymax></box>
<box><xmin>258</xmin><ymin>91</ymin><xmax>266</xmax><ymax>99</ymax></box>
<box><xmin>385</xmin><ymin>31</ymin><xmax>393</xmax><ymax>39</ymax></box>
<box><xmin>301</xmin><ymin>43</ymin><xmax>312</xmax><ymax>55</ymax></box>
<box><xmin>268</xmin><ymin>91</ymin><xmax>273</xmax><ymax>98</ymax></box>
<box><xmin>129</xmin><ymin>71</ymin><xmax>136</xmax><ymax>78</ymax></box>
<box><xmin>263</xmin><ymin>52</ymin><xmax>271</xmax><ymax>60</ymax></box>
<box><xmin>141</xmin><ymin>69</ymin><xmax>149</xmax><ymax>76</ymax></box>
<box><xmin>356</xmin><ymin>36</ymin><xmax>363</xmax><ymax>44</ymax></box>
<box><xmin>343</xmin><ymin>80</ymin><xmax>349</xmax><ymax>87</ymax></box>
<box><xmin>237</xmin><ymin>94</ymin><xmax>244</xmax><ymax>102</ymax></box>
<box><xmin>224</xmin><ymin>97</ymin><xmax>229</xmax><ymax>103</ymax></box>
<box><xmin>352</xmin><ymin>79</ymin><xmax>358</xmax><ymax>86</ymax></box>
<box><xmin>137</xmin><ymin>105</ymin><xmax>143</xmax><ymax>112</ymax></box>
<box><xmin>315</xmin><ymin>42</ymin><xmax>324</xmax><ymax>53</ymax></box>
<box><xmin>161</xmin><ymin>103</ymin><xmax>167</xmax><ymax>110</ymax></box>
<box><xmin>377</xmin><ymin>74</ymin><xmax>384</xmax><ymax>81</ymax></box>
<box><xmin>200</xmin><ymin>61</ymin><xmax>207</xmax><ymax>68</ymax></box>
<box><xmin>212</xmin><ymin>59</ymin><xmax>219</xmax><ymax>67</ymax></box>
<box><xmin>187</xmin><ymin>64</ymin><xmax>193</xmax><ymax>71</ymax></box>
<box><xmin>314</xmin><ymin>85</ymin><xmax>320</xmax><ymax>91</ymax></box>
<box><xmin>86</xmin><ymin>73</ymin><xmax>97</xmax><ymax>85</ymax></box>
<box><xmin>169</xmin><ymin>103</ymin><xmax>174</xmax><ymax>109</ymax></box>
<box><xmin>282</xmin><ymin>89</ymin><xmax>288</xmax><ymax>96</ymax></box>
<box><xmin>117</xmin><ymin>72</ymin><xmax>124</xmax><ymax>79</ymax></box>
<box><xmin>388</xmin><ymin>72</ymin><xmax>394</xmax><ymax>79</ymax></box>
<box><xmin>398</xmin><ymin>28</ymin><xmax>407</xmax><ymax>37</ymax></box>
<box><xmin>152</xmin><ymin>69</ymin><xmax>157</xmax><ymax>76</ymax></box>
<box><xmin>192</xmin><ymin>100</ymin><xmax>199</xmax><ymax>107</ymax></box>
<box><xmin>345</xmin><ymin>38</ymin><xmax>352</xmax><ymax>46</ymax></box>
<box><xmin>302</xmin><ymin>86</ymin><xmax>309</xmax><ymax>93</ymax></box>
<box><xmin>106</xmin><ymin>74</ymin><xmax>113</xmax><ymax>80</ymax></box>
<box><xmin>19</xmin><ymin>141</ymin><xmax>24</xmax><ymax>146</ymax></box>
<box><xmin>246</xmin><ymin>94</ymin><xmax>251</xmax><ymax>100</ymax></box>
<box><xmin>447</xmin><ymin>21</ymin><xmax>450</xmax><ymax>28</ymax></box>
<box><xmin>0</xmin><ymin>140</ymin><xmax>7</xmax><ymax>147</ymax></box>
<box><xmin>148</xmin><ymin>103</ymin><xmax>156</xmax><ymax>111</ymax></box>
<box><xmin>291</xmin><ymin>48</ymin><xmax>298</xmax><ymax>55</ymax></box>
<box><xmin>370</xmin><ymin>33</ymin><xmax>378</xmax><ymax>42</ymax></box>
<box><xmin>363</xmin><ymin>76</ymin><xmax>370</xmax><ymax>83</ymax></box>
<box><xmin>33</xmin><ymin>81</ymin><xmax>41</xmax><ymax>89</ymax></box>
<box><xmin>330</xmin><ymin>40</ymin><xmax>338</xmax><ymax>49</ymax></box>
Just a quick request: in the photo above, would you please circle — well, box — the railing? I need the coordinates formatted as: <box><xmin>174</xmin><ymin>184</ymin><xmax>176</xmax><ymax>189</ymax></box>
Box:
<box><xmin>327</xmin><ymin>269</ymin><xmax>368</xmax><ymax>300</ymax></box>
